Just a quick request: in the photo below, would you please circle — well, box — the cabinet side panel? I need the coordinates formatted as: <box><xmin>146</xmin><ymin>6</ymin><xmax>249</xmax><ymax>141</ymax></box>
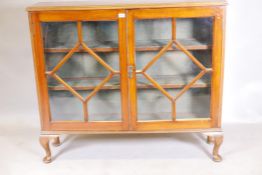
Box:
<box><xmin>29</xmin><ymin>12</ymin><xmax>51</xmax><ymax>130</ymax></box>
<box><xmin>210</xmin><ymin>7</ymin><xmax>225</xmax><ymax>128</ymax></box>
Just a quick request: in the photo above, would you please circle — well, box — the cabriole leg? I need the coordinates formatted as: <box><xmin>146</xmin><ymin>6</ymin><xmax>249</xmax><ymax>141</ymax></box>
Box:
<box><xmin>207</xmin><ymin>135</ymin><xmax>213</xmax><ymax>144</ymax></box>
<box><xmin>212</xmin><ymin>135</ymin><xmax>223</xmax><ymax>162</ymax></box>
<box><xmin>52</xmin><ymin>136</ymin><xmax>61</xmax><ymax>147</ymax></box>
<box><xmin>39</xmin><ymin>136</ymin><xmax>52</xmax><ymax>163</ymax></box>
<box><xmin>204</xmin><ymin>132</ymin><xmax>223</xmax><ymax>162</ymax></box>
<box><xmin>39</xmin><ymin>135</ymin><xmax>60</xmax><ymax>163</ymax></box>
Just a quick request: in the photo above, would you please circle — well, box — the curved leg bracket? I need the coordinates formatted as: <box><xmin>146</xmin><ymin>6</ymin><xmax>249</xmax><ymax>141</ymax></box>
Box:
<box><xmin>52</xmin><ymin>136</ymin><xmax>61</xmax><ymax>147</ymax></box>
<box><xmin>39</xmin><ymin>135</ymin><xmax>61</xmax><ymax>163</ymax></box>
<box><xmin>203</xmin><ymin>132</ymin><xmax>223</xmax><ymax>162</ymax></box>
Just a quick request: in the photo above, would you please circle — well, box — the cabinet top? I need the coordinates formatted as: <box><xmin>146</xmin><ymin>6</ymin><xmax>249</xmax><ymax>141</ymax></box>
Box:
<box><xmin>26</xmin><ymin>0</ymin><xmax>227</xmax><ymax>11</ymax></box>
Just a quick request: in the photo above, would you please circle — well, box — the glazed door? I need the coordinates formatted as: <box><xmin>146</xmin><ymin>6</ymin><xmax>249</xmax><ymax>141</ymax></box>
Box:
<box><xmin>31</xmin><ymin>10</ymin><xmax>128</xmax><ymax>131</ymax></box>
<box><xmin>127</xmin><ymin>7</ymin><xmax>225</xmax><ymax>131</ymax></box>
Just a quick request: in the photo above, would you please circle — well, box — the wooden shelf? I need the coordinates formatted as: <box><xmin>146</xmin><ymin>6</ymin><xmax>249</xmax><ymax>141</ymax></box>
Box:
<box><xmin>49</xmin><ymin>83</ymin><xmax>209</xmax><ymax>91</ymax></box>
<box><xmin>137</xmin><ymin>112</ymin><xmax>210</xmax><ymax>120</ymax></box>
<box><xmin>48</xmin><ymin>74</ymin><xmax>210</xmax><ymax>91</ymax></box>
<box><xmin>44</xmin><ymin>38</ymin><xmax>211</xmax><ymax>53</ymax></box>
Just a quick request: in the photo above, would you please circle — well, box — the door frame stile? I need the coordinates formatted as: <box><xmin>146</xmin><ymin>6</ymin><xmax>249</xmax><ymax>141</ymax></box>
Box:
<box><xmin>127</xmin><ymin>10</ymin><xmax>138</xmax><ymax>130</ymax></box>
<box><xmin>118</xmin><ymin>9</ymin><xmax>130</xmax><ymax>130</ymax></box>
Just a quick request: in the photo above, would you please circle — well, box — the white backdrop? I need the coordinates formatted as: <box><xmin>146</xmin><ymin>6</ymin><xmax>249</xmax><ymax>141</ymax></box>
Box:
<box><xmin>0</xmin><ymin>0</ymin><xmax>262</xmax><ymax>124</ymax></box>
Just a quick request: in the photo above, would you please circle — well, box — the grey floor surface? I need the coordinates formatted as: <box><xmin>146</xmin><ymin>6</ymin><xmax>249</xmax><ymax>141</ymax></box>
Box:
<box><xmin>1</xmin><ymin>118</ymin><xmax>262</xmax><ymax>175</ymax></box>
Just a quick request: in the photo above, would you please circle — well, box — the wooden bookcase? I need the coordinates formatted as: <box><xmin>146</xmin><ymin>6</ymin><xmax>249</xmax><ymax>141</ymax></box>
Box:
<box><xmin>27</xmin><ymin>0</ymin><xmax>226</xmax><ymax>163</ymax></box>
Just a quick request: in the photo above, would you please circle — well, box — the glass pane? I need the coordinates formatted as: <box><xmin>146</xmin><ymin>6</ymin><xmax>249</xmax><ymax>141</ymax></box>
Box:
<box><xmin>43</xmin><ymin>22</ymin><xmax>78</xmax><ymax>48</ymax></box>
<box><xmin>48</xmin><ymin>90</ymin><xmax>83</xmax><ymax>121</ymax></box>
<box><xmin>135</xmin><ymin>18</ymin><xmax>213</xmax><ymax>121</ymax></box>
<box><xmin>136</xmin><ymin>19</ymin><xmax>171</xmax><ymax>45</ymax></box>
<box><xmin>176</xmin><ymin>88</ymin><xmax>211</xmax><ymax>119</ymax></box>
<box><xmin>42</xmin><ymin>21</ymin><xmax>121</xmax><ymax>121</ymax></box>
<box><xmin>89</xmin><ymin>89</ymin><xmax>121</xmax><ymax>121</ymax></box>
<box><xmin>82</xmin><ymin>21</ymin><xmax>118</xmax><ymax>49</ymax></box>
<box><xmin>137</xmin><ymin>75</ymin><xmax>171</xmax><ymax>121</ymax></box>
